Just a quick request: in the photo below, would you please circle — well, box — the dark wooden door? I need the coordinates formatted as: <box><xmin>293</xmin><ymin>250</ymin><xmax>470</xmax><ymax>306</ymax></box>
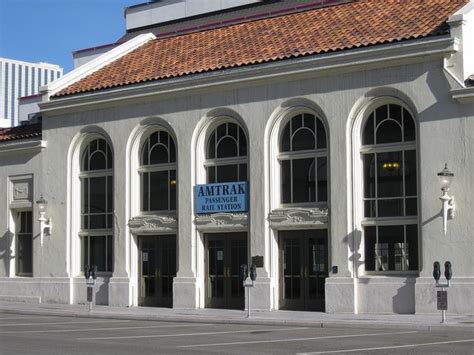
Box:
<box><xmin>279</xmin><ymin>229</ymin><xmax>328</xmax><ymax>311</ymax></box>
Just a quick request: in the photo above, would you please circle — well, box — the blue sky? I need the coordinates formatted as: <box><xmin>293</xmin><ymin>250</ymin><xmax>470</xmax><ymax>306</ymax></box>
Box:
<box><xmin>0</xmin><ymin>0</ymin><xmax>144</xmax><ymax>73</ymax></box>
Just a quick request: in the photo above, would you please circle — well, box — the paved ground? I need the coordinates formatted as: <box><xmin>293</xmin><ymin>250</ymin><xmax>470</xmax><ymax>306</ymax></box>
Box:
<box><xmin>1</xmin><ymin>313</ymin><xmax>473</xmax><ymax>354</ymax></box>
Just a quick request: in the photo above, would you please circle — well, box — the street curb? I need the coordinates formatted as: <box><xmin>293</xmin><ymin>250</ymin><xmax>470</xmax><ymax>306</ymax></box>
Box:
<box><xmin>1</xmin><ymin>307</ymin><xmax>472</xmax><ymax>332</ymax></box>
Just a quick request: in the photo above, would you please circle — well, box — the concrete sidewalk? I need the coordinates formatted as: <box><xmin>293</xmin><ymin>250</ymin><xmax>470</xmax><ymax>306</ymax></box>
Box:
<box><xmin>1</xmin><ymin>301</ymin><xmax>473</xmax><ymax>331</ymax></box>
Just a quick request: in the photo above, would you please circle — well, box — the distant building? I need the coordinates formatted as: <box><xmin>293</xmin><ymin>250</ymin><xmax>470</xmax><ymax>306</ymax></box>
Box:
<box><xmin>0</xmin><ymin>58</ymin><xmax>63</xmax><ymax>127</ymax></box>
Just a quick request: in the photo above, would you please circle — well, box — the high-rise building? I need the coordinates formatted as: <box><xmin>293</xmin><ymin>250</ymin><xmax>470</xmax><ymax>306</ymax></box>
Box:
<box><xmin>0</xmin><ymin>58</ymin><xmax>63</xmax><ymax>127</ymax></box>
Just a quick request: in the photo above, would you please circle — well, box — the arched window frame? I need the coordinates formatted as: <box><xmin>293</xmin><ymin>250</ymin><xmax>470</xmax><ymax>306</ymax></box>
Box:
<box><xmin>204</xmin><ymin>119</ymin><xmax>248</xmax><ymax>184</ymax></box>
<box><xmin>357</xmin><ymin>99</ymin><xmax>419</xmax><ymax>274</ymax></box>
<box><xmin>138</xmin><ymin>130</ymin><xmax>177</xmax><ymax>213</ymax></box>
<box><xmin>79</xmin><ymin>137</ymin><xmax>113</xmax><ymax>273</ymax></box>
<box><xmin>278</xmin><ymin>112</ymin><xmax>328</xmax><ymax>207</ymax></box>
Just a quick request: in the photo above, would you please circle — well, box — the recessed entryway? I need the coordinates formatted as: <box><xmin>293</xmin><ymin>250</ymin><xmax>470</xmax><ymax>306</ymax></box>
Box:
<box><xmin>279</xmin><ymin>229</ymin><xmax>328</xmax><ymax>311</ymax></box>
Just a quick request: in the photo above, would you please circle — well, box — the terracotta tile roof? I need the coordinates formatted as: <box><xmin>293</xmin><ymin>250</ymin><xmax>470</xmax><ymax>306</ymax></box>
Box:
<box><xmin>0</xmin><ymin>123</ymin><xmax>42</xmax><ymax>142</ymax></box>
<box><xmin>54</xmin><ymin>0</ymin><xmax>468</xmax><ymax>98</ymax></box>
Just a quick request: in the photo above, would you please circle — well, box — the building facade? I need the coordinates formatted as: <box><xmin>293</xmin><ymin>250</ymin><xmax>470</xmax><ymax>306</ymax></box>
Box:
<box><xmin>1</xmin><ymin>0</ymin><xmax>473</xmax><ymax>314</ymax></box>
<box><xmin>0</xmin><ymin>58</ymin><xmax>63</xmax><ymax>127</ymax></box>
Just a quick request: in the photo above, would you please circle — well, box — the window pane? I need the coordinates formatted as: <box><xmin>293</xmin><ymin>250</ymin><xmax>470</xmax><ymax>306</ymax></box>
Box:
<box><xmin>107</xmin><ymin>176</ymin><xmax>113</xmax><ymax>213</ymax></box>
<box><xmin>150</xmin><ymin>171</ymin><xmax>169</xmax><ymax>210</ymax></box>
<box><xmin>316</xmin><ymin>118</ymin><xmax>326</xmax><ymax>149</ymax></box>
<box><xmin>378</xmin><ymin>225</ymin><xmax>404</xmax><ymax>271</ymax></box>
<box><xmin>280</xmin><ymin>122</ymin><xmax>291</xmax><ymax>152</ymax></box>
<box><xmin>403</xmin><ymin>109</ymin><xmax>416</xmax><ymax>142</ymax></box>
<box><xmin>90</xmin><ymin>236</ymin><xmax>106</xmax><ymax>272</ymax></box>
<box><xmin>216</xmin><ymin>137</ymin><xmax>237</xmax><ymax>158</ymax></box>
<box><xmin>292</xmin><ymin>158</ymin><xmax>315</xmax><ymax>203</ymax></box>
<box><xmin>89</xmin><ymin>177</ymin><xmax>106</xmax><ymax>214</ymax></box>
<box><xmin>207</xmin><ymin>166</ymin><xmax>216</xmax><ymax>184</ymax></box>
<box><xmin>376</xmin><ymin>120</ymin><xmax>402</xmax><ymax>144</ymax></box>
<box><xmin>207</xmin><ymin>133</ymin><xmax>215</xmax><ymax>159</ymax></box>
<box><xmin>149</xmin><ymin>144</ymin><xmax>168</xmax><ymax>164</ymax></box>
<box><xmin>217</xmin><ymin>123</ymin><xmax>226</xmax><ymax>141</ymax></box>
<box><xmin>142</xmin><ymin>173</ymin><xmax>149</xmax><ymax>211</ymax></box>
<box><xmin>216</xmin><ymin>164</ymin><xmax>238</xmax><ymax>183</ymax></box>
<box><xmin>375</xmin><ymin>105</ymin><xmax>388</xmax><ymax>125</ymax></box>
<box><xmin>363</xmin><ymin>153</ymin><xmax>375</xmax><ymax>198</ymax></box>
<box><xmin>405</xmin><ymin>198</ymin><xmax>417</xmax><ymax>216</ymax></box>
<box><xmin>377</xmin><ymin>151</ymin><xmax>403</xmax><ymax>197</ymax></box>
<box><xmin>317</xmin><ymin>157</ymin><xmax>327</xmax><ymax>202</ymax></box>
<box><xmin>238</xmin><ymin>163</ymin><xmax>247</xmax><ymax>181</ymax></box>
<box><xmin>281</xmin><ymin>160</ymin><xmax>291</xmax><ymax>204</ymax></box>
<box><xmin>389</xmin><ymin>104</ymin><xmax>402</xmax><ymax>125</ymax></box>
<box><xmin>364</xmin><ymin>200</ymin><xmax>376</xmax><ymax>218</ymax></box>
<box><xmin>364</xmin><ymin>226</ymin><xmax>376</xmax><ymax>271</ymax></box>
<box><xmin>169</xmin><ymin>137</ymin><xmax>176</xmax><ymax>163</ymax></box>
<box><xmin>406</xmin><ymin>224</ymin><xmax>418</xmax><ymax>271</ymax></box>
<box><xmin>291</xmin><ymin>114</ymin><xmax>303</xmax><ymax>132</ymax></box>
<box><xmin>378</xmin><ymin>198</ymin><xmax>404</xmax><ymax>217</ymax></box>
<box><xmin>405</xmin><ymin>150</ymin><xmax>417</xmax><ymax>196</ymax></box>
<box><xmin>292</xmin><ymin>128</ymin><xmax>315</xmax><ymax>151</ymax></box>
<box><xmin>170</xmin><ymin>170</ymin><xmax>176</xmax><ymax>210</ymax></box>
<box><xmin>82</xmin><ymin>237</ymin><xmax>88</xmax><ymax>270</ymax></box>
<box><xmin>238</xmin><ymin>126</ymin><xmax>247</xmax><ymax>156</ymax></box>
<box><xmin>107</xmin><ymin>235</ymin><xmax>113</xmax><ymax>272</ymax></box>
<box><xmin>89</xmin><ymin>151</ymin><xmax>107</xmax><ymax>170</ymax></box>
<box><xmin>141</xmin><ymin>141</ymin><xmax>149</xmax><ymax>165</ymax></box>
<box><xmin>362</xmin><ymin>113</ymin><xmax>374</xmax><ymax>145</ymax></box>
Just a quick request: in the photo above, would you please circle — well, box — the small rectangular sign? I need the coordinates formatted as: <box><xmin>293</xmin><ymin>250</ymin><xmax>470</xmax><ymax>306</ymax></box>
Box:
<box><xmin>437</xmin><ymin>290</ymin><xmax>448</xmax><ymax>310</ymax></box>
<box><xmin>195</xmin><ymin>181</ymin><xmax>248</xmax><ymax>214</ymax></box>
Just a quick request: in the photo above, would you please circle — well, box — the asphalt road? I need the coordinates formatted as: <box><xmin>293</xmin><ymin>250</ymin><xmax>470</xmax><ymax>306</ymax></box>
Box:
<box><xmin>0</xmin><ymin>313</ymin><xmax>473</xmax><ymax>354</ymax></box>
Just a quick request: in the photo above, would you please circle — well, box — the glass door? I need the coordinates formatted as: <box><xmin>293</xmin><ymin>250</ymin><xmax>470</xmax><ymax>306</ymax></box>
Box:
<box><xmin>139</xmin><ymin>235</ymin><xmax>176</xmax><ymax>307</ymax></box>
<box><xmin>205</xmin><ymin>233</ymin><xmax>247</xmax><ymax>309</ymax></box>
<box><xmin>279</xmin><ymin>229</ymin><xmax>328</xmax><ymax>311</ymax></box>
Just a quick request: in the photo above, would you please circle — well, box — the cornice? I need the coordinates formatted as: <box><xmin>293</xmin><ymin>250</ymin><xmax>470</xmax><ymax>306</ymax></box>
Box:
<box><xmin>128</xmin><ymin>214</ymin><xmax>177</xmax><ymax>234</ymax></box>
<box><xmin>194</xmin><ymin>212</ymin><xmax>248</xmax><ymax>232</ymax></box>
<box><xmin>0</xmin><ymin>139</ymin><xmax>46</xmax><ymax>154</ymax></box>
<box><xmin>269</xmin><ymin>207</ymin><xmax>329</xmax><ymax>230</ymax></box>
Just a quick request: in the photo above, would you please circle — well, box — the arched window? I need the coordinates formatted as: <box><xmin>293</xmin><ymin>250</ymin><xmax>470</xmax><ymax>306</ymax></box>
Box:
<box><xmin>361</xmin><ymin>103</ymin><xmax>418</xmax><ymax>272</ymax></box>
<box><xmin>80</xmin><ymin>138</ymin><xmax>113</xmax><ymax>272</ymax></box>
<box><xmin>279</xmin><ymin>113</ymin><xmax>327</xmax><ymax>204</ymax></box>
<box><xmin>140</xmin><ymin>130</ymin><xmax>177</xmax><ymax>211</ymax></box>
<box><xmin>205</xmin><ymin>122</ymin><xmax>247</xmax><ymax>183</ymax></box>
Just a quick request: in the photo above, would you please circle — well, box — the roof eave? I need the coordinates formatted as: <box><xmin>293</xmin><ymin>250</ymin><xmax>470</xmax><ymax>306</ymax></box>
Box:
<box><xmin>41</xmin><ymin>35</ymin><xmax>457</xmax><ymax>114</ymax></box>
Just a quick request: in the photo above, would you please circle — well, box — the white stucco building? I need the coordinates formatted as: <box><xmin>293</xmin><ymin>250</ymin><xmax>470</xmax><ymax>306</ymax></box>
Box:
<box><xmin>1</xmin><ymin>0</ymin><xmax>473</xmax><ymax>315</ymax></box>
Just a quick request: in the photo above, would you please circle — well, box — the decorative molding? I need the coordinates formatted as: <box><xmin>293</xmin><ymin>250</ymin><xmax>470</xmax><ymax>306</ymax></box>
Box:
<box><xmin>268</xmin><ymin>207</ymin><xmax>328</xmax><ymax>229</ymax></box>
<box><xmin>9</xmin><ymin>175</ymin><xmax>33</xmax><ymax>209</ymax></box>
<box><xmin>194</xmin><ymin>212</ymin><xmax>248</xmax><ymax>232</ymax></box>
<box><xmin>451</xmin><ymin>87</ymin><xmax>474</xmax><ymax>103</ymax></box>
<box><xmin>128</xmin><ymin>214</ymin><xmax>177</xmax><ymax>234</ymax></box>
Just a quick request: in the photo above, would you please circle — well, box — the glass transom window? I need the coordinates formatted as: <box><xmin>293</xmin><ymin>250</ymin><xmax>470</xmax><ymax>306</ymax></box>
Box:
<box><xmin>205</xmin><ymin>122</ymin><xmax>247</xmax><ymax>183</ymax></box>
<box><xmin>279</xmin><ymin>113</ymin><xmax>327</xmax><ymax>205</ymax></box>
<box><xmin>361</xmin><ymin>103</ymin><xmax>418</xmax><ymax>272</ymax></box>
<box><xmin>140</xmin><ymin>130</ymin><xmax>176</xmax><ymax>212</ymax></box>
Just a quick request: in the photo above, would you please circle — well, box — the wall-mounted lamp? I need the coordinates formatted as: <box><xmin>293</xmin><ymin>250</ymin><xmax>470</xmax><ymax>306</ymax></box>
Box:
<box><xmin>437</xmin><ymin>164</ymin><xmax>455</xmax><ymax>235</ymax></box>
<box><xmin>36</xmin><ymin>194</ymin><xmax>52</xmax><ymax>245</ymax></box>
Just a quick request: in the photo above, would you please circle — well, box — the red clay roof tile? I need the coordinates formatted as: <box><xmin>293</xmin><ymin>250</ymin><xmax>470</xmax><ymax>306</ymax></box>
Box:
<box><xmin>54</xmin><ymin>0</ymin><xmax>468</xmax><ymax>98</ymax></box>
<box><xmin>0</xmin><ymin>123</ymin><xmax>42</xmax><ymax>142</ymax></box>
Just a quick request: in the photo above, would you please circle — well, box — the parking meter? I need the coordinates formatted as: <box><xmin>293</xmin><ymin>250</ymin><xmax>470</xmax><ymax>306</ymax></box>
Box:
<box><xmin>240</xmin><ymin>264</ymin><xmax>248</xmax><ymax>283</ymax></box>
<box><xmin>444</xmin><ymin>261</ymin><xmax>452</xmax><ymax>281</ymax></box>
<box><xmin>433</xmin><ymin>261</ymin><xmax>441</xmax><ymax>283</ymax></box>
<box><xmin>91</xmin><ymin>265</ymin><xmax>97</xmax><ymax>280</ymax></box>
<box><xmin>249</xmin><ymin>264</ymin><xmax>257</xmax><ymax>282</ymax></box>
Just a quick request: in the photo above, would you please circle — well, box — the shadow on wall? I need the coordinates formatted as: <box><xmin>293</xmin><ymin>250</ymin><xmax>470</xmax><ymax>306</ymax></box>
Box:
<box><xmin>96</xmin><ymin>277</ymin><xmax>110</xmax><ymax>305</ymax></box>
<box><xmin>0</xmin><ymin>230</ymin><xmax>14</xmax><ymax>276</ymax></box>
<box><xmin>344</xmin><ymin>229</ymin><xmax>362</xmax><ymax>278</ymax></box>
<box><xmin>392</xmin><ymin>280</ymin><xmax>416</xmax><ymax>314</ymax></box>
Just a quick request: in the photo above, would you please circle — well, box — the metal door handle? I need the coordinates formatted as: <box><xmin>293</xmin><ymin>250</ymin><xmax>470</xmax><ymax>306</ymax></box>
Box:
<box><xmin>304</xmin><ymin>268</ymin><xmax>308</xmax><ymax>278</ymax></box>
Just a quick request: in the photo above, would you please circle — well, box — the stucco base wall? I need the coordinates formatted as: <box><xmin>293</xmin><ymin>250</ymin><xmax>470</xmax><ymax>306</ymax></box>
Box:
<box><xmin>72</xmin><ymin>277</ymin><xmax>109</xmax><ymax>305</ymax></box>
<box><xmin>325</xmin><ymin>277</ymin><xmax>355</xmax><ymax>313</ymax></box>
<box><xmin>357</xmin><ymin>277</ymin><xmax>416</xmax><ymax>314</ymax></box>
<box><xmin>415</xmin><ymin>277</ymin><xmax>474</xmax><ymax>315</ymax></box>
<box><xmin>173</xmin><ymin>277</ymin><xmax>199</xmax><ymax>309</ymax></box>
<box><xmin>0</xmin><ymin>277</ymin><xmax>70</xmax><ymax>304</ymax></box>
<box><xmin>247</xmin><ymin>277</ymin><xmax>271</xmax><ymax>311</ymax></box>
<box><xmin>108</xmin><ymin>277</ymin><xmax>132</xmax><ymax>307</ymax></box>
